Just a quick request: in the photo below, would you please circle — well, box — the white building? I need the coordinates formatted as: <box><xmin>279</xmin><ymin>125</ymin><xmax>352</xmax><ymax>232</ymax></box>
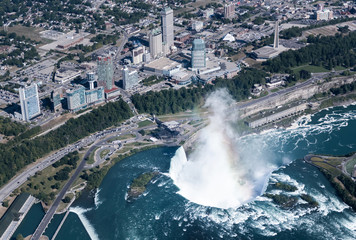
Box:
<box><xmin>132</xmin><ymin>46</ymin><xmax>145</xmax><ymax>65</ymax></box>
<box><xmin>203</xmin><ymin>8</ymin><xmax>214</xmax><ymax>19</ymax></box>
<box><xmin>192</xmin><ymin>21</ymin><xmax>204</xmax><ymax>32</ymax></box>
<box><xmin>19</xmin><ymin>84</ymin><xmax>41</xmax><ymax>122</ymax></box>
<box><xmin>123</xmin><ymin>67</ymin><xmax>139</xmax><ymax>90</ymax></box>
<box><xmin>149</xmin><ymin>28</ymin><xmax>163</xmax><ymax>59</ymax></box>
<box><xmin>55</xmin><ymin>69</ymin><xmax>82</xmax><ymax>84</ymax></box>
<box><xmin>161</xmin><ymin>7</ymin><xmax>174</xmax><ymax>49</ymax></box>
<box><xmin>315</xmin><ymin>9</ymin><xmax>333</xmax><ymax>20</ymax></box>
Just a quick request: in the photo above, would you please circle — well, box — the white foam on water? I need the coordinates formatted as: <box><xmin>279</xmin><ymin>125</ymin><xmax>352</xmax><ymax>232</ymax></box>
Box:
<box><xmin>70</xmin><ymin>206</ymin><xmax>99</xmax><ymax>240</ymax></box>
<box><xmin>167</xmin><ymin>97</ymin><xmax>356</xmax><ymax>238</ymax></box>
<box><xmin>169</xmin><ymin>90</ymin><xmax>275</xmax><ymax>209</ymax></box>
<box><xmin>94</xmin><ymin>188</ymin><xmax>102</xmax><ymax>209</ymax></box>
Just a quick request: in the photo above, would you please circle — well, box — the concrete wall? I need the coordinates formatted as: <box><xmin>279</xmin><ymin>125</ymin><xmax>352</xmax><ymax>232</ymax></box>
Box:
<box><xmin>248</xmin><ymin>103</ymin><xmax>308</xmax><ymax>128</ymax></box>
<box><xmin>239</xmin><ymin>76</ymin><xmax>355</xmax><ymax>119</ymax></box>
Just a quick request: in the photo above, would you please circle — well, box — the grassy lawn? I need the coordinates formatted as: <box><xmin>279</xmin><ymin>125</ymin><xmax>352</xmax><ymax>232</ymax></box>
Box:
<box><xmin>292</xmin><ymin>65</ymin><xmax>330</xmax><ymax>74</ymax></box>
<box><xmin>313</xmin><ymin>161</ymin><xmax>342</xmax><ymax>177</ymax></box>
<box><xmin>8</xmin><ymin>25</ymin><xmax>52</xmax><ymax>44</ymax></box>
<box><xmin>116</xmin><ymin>147</ymin><xmax>131</xmax><ymax>154</ymax></box>
<box><xmin>57</xmin><ymin>192</ymin><xmax>74</xmax><ymax>212</ymax></box>
<box><xmin>346</xmin><ymin>157</ymin><xmax>356</xmax><ymax>175</ymax></box>
<box><xmin>324</xmin><ymin>158</ymin><xmax>343</xmax><ymax>167</ymax></box>
<box><xmin>138</xmin><ymin>120</ymin><xmax>155</xmax><ymax>128</ymax></box>
<box><xmin>271</xmin><ymin>88</ymin><xmax>282</xmax><ymax>93</ymax></box>
<box><xmin>158</xmin><ymin>111</ymin><xmax>203</xmax><ymax>122</ymax></box>
<box><xmin>334</xmin><ymin>66</ymin><xmax>346</xmax><ymax>71</ymax></box>
<box><xmin>19</xmin><ymin>163</ymin><xmax>77</xmax><ymax>205</ymax></box>
<box><xmin>118</xmin><ymin>134</ymin><xmax>136</xmax><ymax>140</ymax></box>
<box><xmin>311</xmin><ymin>157</ymin><xmax>323</xmax><ymax>162</ymax></box>
<box><xmin>99</xmin><ymin>149</ymin><xmax>110</xmax><ymax>159</ymax></box>
<box><xmin>125</xmin><ymin>142</ymin><xmax>151</xmax><ymax>147</ymax></box>
<box><xmin>87</xmin><ymin>147</ymin><xmax>99</xmax><ymax>164</ymax></box>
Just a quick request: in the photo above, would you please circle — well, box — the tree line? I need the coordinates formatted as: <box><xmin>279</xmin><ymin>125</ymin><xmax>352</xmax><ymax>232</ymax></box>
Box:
<box><xmin>330</xmin><ymin>81</ymin><xmax>356</xmax><ymax>96</ymax></box>
<box><xmin>321</xmin><ymin>169</ymin><xmax>356</xmax><ymax>211</ymax></box>
<box><xmin>0</xmin><ymin>99</ymin><xmax>132</xmax><ymax>187</ymax></box>
<box><xmin>131</xmin><ymin>69</ymin><xmax>267</xmax><ymax>115</ymax></box>
<box><xmin>263</xmin><ymin>31</ymin><xmax>356</xmax><ymax>73</ymax></box>
<box><xmin>0</xmin><ymin>116</ymin><xmax>27</xmax><ymax>136</ymax></box>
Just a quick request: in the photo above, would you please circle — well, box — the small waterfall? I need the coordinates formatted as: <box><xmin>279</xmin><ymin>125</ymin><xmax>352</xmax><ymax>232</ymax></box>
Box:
<box><xmin>70</xmin><ymin>206</ymin><xmax>99</xmax><ymax>240</ymax></box>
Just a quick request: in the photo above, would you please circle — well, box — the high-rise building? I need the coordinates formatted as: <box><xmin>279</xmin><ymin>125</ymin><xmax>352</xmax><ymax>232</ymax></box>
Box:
<box><xmin>66</xmin><ymin>85</ymin><xmax>86</xmax><ymax>111</ymax></box>
<box><xmin>51</xmin><ymin>88</ymin><xmax>62</xmax><ymax>112</ymax></box>
<box><xmin>85</xmin><ymin>86</ymin><xmax>104</xmax><ymax>105</ymax></box>
<box><xmin>97</xmin><ymin>57</ymin><xmax>114</xmax><ymax>91</ymax></box>
<box><xmin>161</xmin><ymin>7</ymin><xmax>174</xmax><ymax>49</ymax></box>
<box><xmin>132</xmin><ymin>46</ymin><xmax>145</xmax><ymax>65</ymax></box>
<box><xmin>149</xmin><ymin>28</ymin><xmax>163</xmax><ymax>59</ymax></box>
<box><xmin>191</xmin><ymin>39</ymin><xmax>206</xmax><ymax>70</ymax></box>
<box><xmin>122</xmin><ymin>67</ymin><xmax>139</xmax><ymax>90</ymax></box>
<box><xmin>273</xmin><ymin>21</ymin><xmax>279</xmax><ymax>49</ymax></box>
<box><xmin>19</xmin><ymin>83</ymin><xmax>41</xmax><ymax>121</ymax></box>
<box><xmin>224</xmin><ymin>4</ymin><xmax>235</xmax><ymax>19</ymax></box>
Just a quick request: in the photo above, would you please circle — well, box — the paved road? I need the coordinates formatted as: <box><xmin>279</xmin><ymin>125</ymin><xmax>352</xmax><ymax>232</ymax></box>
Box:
<box><xmin>0</xmin><ymin>119</ymin><xmax>135</xmax><ymax>204</ymax></box>
<box><xmin>238</xmin><ymin>76</ymin><xmax>319</xmax><ymax>109</ymax></box>
<box><xmin>31</xmin><ymin>150</ymin><xmax>89</xmax><ymax>240</ymax></box>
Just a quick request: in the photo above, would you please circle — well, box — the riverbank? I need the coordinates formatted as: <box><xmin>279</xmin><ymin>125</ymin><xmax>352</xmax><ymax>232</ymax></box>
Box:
<box><xmin>244</xmin><ymin>93</ymin><xmax>356</xmax><ymax>134</ymax></box>
<box><xmin>20</xmin><ymin>92</ymin><xmax>356</xmax><ymax>215</ymax></box>
<box><xmin>304</xmin><ymin>153</ymin><xmax>356</xmax><ymax>211</ymax></box>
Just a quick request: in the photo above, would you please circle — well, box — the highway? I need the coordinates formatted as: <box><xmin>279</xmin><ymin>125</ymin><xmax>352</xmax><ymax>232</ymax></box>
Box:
<box><xmin>31</xmin><ymin>152</ymin><xmax>87</xmax><ymax>240</ymax></box>
<box><xmin>238</xmin><ymin>76</ymin><xmax>318</xmax><ymax>109</ymax></box>
<box><xmin>30</xmin><ymin>122</ymin><xmax>146</xmax><ymax>239</ymax></box>
<box><xmin>0</xmin><ymin>119</ymin><xmax>135</xmax><ymax>204</ymax></box>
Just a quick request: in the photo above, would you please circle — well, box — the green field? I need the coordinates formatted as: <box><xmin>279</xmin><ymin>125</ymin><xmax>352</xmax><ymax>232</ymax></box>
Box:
<box><xmin>312</xmin><ymin>161</ymin><xmax>342</xmax><ymax>177</ymax></box>
<box><xmin>19</xmin><ymin>163</ymin><xmax>77</xmax><ymax>205</ymax></box>
<box><xmin>7</xmin><ymin>25</ymin><xmax>52</xmax><ymax>44</ymax></box>
<box><xmin>87</xmin><ymin>147</ymin><xmax>99</xmax><ymax>164</ymax></box>
<box><xmin>138</xmin><ymin>120</ymin><xmax>155</xmax><ymax>128</ymax></box>
<box><xmin>100</xmin><ymin>149</ymin><xmax>110</xmax><ymax>159</ymax></box>
<box><xmin>334</xmin><ymin>66</ymin><xmax>347</xmax><ymax>71</ymax></box>
<box><xmin>292</xmin><ymin>65</ymin><xmax>330</xmax><ymax>74</ymax></box>
<box><xmin>118</xmin><ymin>134</ymin><xmax>136</xmax><ymax>140</ymax></box>
<box><xmin>346</xmin><ymin>157</ymin><xmax>356</xmax><ymax>175</ymax></box>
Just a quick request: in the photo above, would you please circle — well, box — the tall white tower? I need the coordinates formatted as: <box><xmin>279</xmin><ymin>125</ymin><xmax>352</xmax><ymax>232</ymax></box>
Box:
<box><xmin>149</xmin><ymin>28</ymin><xmax>163</xmax><ymax>59</ymax></box>
<box><xmin>273</xmin><ymin>21</ymin><xmax>279</xmax><ymax>49</ymax></box>
<box><xmin>161</xmin><ymin>7</ymin><xmax>174</xmax><ymax>50</ymax></box>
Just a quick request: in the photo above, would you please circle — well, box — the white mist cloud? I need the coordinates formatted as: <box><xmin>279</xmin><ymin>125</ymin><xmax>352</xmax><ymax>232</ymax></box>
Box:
<box><xmin>169</xmin><ymin>89</ymin><xmax>276</xmax><ymax>209</ymax></box>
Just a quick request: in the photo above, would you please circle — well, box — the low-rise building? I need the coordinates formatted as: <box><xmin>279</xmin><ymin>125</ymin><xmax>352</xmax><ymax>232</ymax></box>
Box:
<box><xmin>55</xmin><ymin>68</ymin><xmax>82</xmax><ymax>84</ymax></box>
<box><xmin>143</xmin><ymin>57</ymin><xmax>182</xmax><ymax>76</ymax></box>
<box><xmin>0</xmin><ymin>193</ymin><xmax>35</xmax><ymax>240</ymax></box>
<box><xmin>247</xmin><ymin>103</ymin><xmax>309</xmax><ymax>128</ymax></box>
<box><xmin>203</xmin><ymin>8</ymin><xmax>214</xmax><ymax>19</ymax></box>
<box><xmin>192</xmin><ymin>21</ymin><xmax>204</xmax><ymax>32</ymax></box>
<box><xmin>266</xmin><ymin>75</ymin><xmax>287</xmax><ymax>88</ymax></box>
